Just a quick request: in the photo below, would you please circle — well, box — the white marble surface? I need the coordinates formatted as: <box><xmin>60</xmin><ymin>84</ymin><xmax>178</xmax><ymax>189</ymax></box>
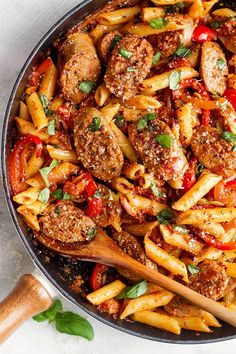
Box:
<box><xmin>0</xmin><ymin>1</ymin><xmax>236</xmax><ymax>353</ymax></box>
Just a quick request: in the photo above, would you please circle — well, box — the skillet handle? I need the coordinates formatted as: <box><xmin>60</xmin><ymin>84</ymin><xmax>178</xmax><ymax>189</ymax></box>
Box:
<box><xmin>0</xmin><ymin>274</ymin><xmax>52</xmax><ymax>344</ymax></box>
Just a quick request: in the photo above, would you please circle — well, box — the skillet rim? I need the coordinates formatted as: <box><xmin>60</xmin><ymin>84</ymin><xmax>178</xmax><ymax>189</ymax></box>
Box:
<box><xmin>2</xmin><ymin>0</ymin><xmax>236</xmax><ymax>344</ymax></box>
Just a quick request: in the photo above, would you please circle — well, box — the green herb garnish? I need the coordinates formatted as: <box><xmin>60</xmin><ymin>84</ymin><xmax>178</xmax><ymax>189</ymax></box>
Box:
<box><xmin>156</xmin><ymin>133</ymin><xmax>173</xmax><ymax>148</ymax></box>
<box><xmin>116</xmin><ymin>280</ymin><xmax>147</xmax><ymax>300</ymax></box>
<box><xmin>196</xmin><ymin>163</ymin><xmax>205</xmax><ymax>178</ymax></box>
<box><xmin>114</xmin><ymin>114</ymin><xmax>125</xmax><ymax>128</ymax></box>
<box><xmin>78</xmin><ymin>81</ymin><xmax>94</xmax><ymax>94</ymax></box>
<box><xmin>89</xmin><ymin>117</ymin><xmax>101</xmax><ymax>132</ymax></box>
<box><xmin>52</xmin><ymin>189</ymin><xmax>72</xmax><ymax>200</ymax></box>
<box><xmin>39</xmin><ymin>94</ymin><xmax>55</xmax><ymax>117</ymax></box>
<box><xmin>127</xmin><ymin>67</ymin><xmax>138</xmax><ymax>72</ymax></box>
<box><xmin>187</xmin><ymin>264</ymin><xmax>201</xmax><ymax>275</ymax></box>
<box><xmin>153</xmin><ymin>51</ymin><xmax>161</xmax><ymax>65</ymax></box>
<box><xmin>137</xmin><ymin>113</ymin><xmax>157</xmax><ymax>131</ymax></box>
<box><xmin>217</xmin><ymin>58</ymin><xmax>226</xmax><ymax>70</ymax></box>
<box><xmin>39</xmin><ymin>160</ymin><xmax>59</xmax><ymax>187</ymax></box>
<box><xmin>174</xmin><ymin>44</ymin><xmax>191</xmax><ymax>58</ymax></box>
<box><xmin>119</xmin><ymin>48</ymin><xmax>133</xmax><ymax>59</ymax></box>
<box><xmin>150</xmin><ymin>181</ymin><xmax>163</xmax><ymax>198</ymax></box>
<box><xmin>88</xmin><ymin>226</ymin><xmax>96</xmax><ymax>239</ymax></box>
<box><xmin>110</xmin><ymin>34</ymin><xmax>122</xmax><ymax>51</ymax></box>
<box><xmin>222</xmin><ymin>131</ymin><xmax>236</xmax><ymax>143</ymax></box>
<box><xmin>210</xmin><ymin>20</ymin><xmax>221</xmax><ymax>28</ymax></box>
<box><xmin>93</xmin><ymin>190</ymin><xmax>101</xmax><ymax>198</ymax></box>
<box><xmin>169</xmin><ymin>70</ymin><xmax>181</xmax><ymax>90</ymax></box>
<box><xmin>156</xmin><ymin>208</ymin><xmax>173</xmax><ymax>224</ymax></box>
<box><xmin>149</xmin><ymin>18</ymin><xmax>167</xmax><ymax>29</ymax></box>
<box><xmin>38</xmin><ymin>187</ymin><xmax>50</xmax><ymax>204</ymax></box>
<box><xmin>47</xmin><ymin>119</ymin><xmax>56</xmax><ymax>136</ymax></box>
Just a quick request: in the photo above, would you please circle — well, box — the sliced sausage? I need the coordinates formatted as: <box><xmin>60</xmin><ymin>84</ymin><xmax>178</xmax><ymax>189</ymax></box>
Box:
<box><xmin>191</xmin><ymin>125</ymin><xmax>236</xmax><ymax>177</ymax></box>
<box><xmin>188</xmin><ymin>261</ymin><xmax>228</xmax><ymax>300</ymax></box>
<box><xmin>128</xmin><ymin>118</ymin><xmax>188</xmax><ymax>181</ymax></box>
<box><xmin>60</xmin><ymin>33</ymin><xmax>101</xmax><ymax>104</ymax></box>
<box><xmin>212</xmin><ymin>103</ymin><xmax>236</xmax><ymax>134</ymax></box>
<box><xmin>97</xmin><ymin>31</ymin><xmax>122</xmax><ymax>63</ymax></box>
<box><xmin>164</xmin><ymin>296</ymin><xmax>201</xmax><ymax>317</ymax></box>
<box><xmin>39</xmin><ymin>203</ymin><xmax>96</xmax><ymax>243</ymax></box>
<box><xmin>217</xmin><ymin>19</ymin><xmax>236</xmax><ymax>54</ymax></box>
<box><xmin>147</xmin><ymin>31</ymin><xmax>181</xmax><ymax>58</ymax></box>
<box><xmin>74</xmin><ymin>107</ymin><xmax>124</xmax><ymax>181</ymax></box>
<box><xmin>200</xmin><ymin>41</ymin><xmax>228</xmax><ymax>95</ymax></box>
<box><xmin>104</xmin><ymin>34</ymin><xmax>153</xmax><ymax>100</ymax></box>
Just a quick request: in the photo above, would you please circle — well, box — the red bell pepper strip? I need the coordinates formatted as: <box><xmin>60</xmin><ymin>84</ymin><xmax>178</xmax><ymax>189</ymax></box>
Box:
<box><xmin>224</xmin><ymin>88</ymin><xmax>236</xmax><ymax>111</ymax></box>
<box><xmin>56</xmin><ymin>105</ymin><xmax>74</xmax><ymax>130</ymax></box>
<box><xmin>10</xmin><ymin>135</ymin><xmax>43</xmax><ymax>195</ymax></box>
<box><xmin>182</xmin><ymin>158</ymin><xmax>197</xmax><ymax>192</ymax></box>
<box><xmin>225</xmin><ymin>180</ymin><xmax>236</xmax><ymax>188</ymax></box>
<box><xmin>197</xmin><ymin>231</ymin><xmax>236</xmax><ymax>250</ymax></box>
<box><xmin>86</xmin><ymin>196</ymin><xmax>103</xmax><ymax>217</ymax></box>
<box><xmin>192</xmin><ymin>25</ymin><xmax>216</xmax><ymax>43</ymax></box>
<box><xmin>82</xmin><ymin>172</ymin><xmax>97</xmax><ymax>197</ymax></box>
<box><xmin>29</xmin><ymin>57</ymin><xmax>52</xmax><ymax>86</ymax></box>
<box><xmin>90</xmin><ymin>263</ymin><xmax>108</xmax><ymax>291</ymax></box>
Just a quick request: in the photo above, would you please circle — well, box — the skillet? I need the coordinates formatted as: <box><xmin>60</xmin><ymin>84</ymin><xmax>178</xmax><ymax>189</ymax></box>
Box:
<box><xmin>1</xmin><ymin>0</ymin><xmax>236</xmax><ymax>344</ymax></box>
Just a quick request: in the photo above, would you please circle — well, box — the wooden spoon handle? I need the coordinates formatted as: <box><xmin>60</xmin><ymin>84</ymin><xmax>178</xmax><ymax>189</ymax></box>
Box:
<box><xmin>0</xmin><ymin>274</ymin><xmax>52</xmax><ymax>343</ymax></box>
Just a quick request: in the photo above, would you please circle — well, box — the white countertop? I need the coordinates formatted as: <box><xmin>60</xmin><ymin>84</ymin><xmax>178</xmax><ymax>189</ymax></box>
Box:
<box><xmin>0</xmin><ymin>1</ymin><xmax>236</xmax><ymax>353</ymax></box>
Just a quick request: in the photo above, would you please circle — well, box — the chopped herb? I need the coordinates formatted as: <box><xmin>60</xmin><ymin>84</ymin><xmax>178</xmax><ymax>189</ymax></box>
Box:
<box><xmin>47</xmin><ymin>119</ymin><xmax>56</xmax><ymax>136</ymax></box>
<box><xmin>55</xmin><ymin>205</ymin><xmax>60</xmax><ymax>215</ymax></box>
<box><xmin>38</xmin><ymin>187</ymin><xmax>50</xmax><ymax>204</ymax></box>
<box><xmin>169</xmin><ymin>70</ymin><xmax>181</xmax><ymax>90</ymax></box>
<box><xmin>150</xmin><ymin>181</ymin><xmax>163</xmax><ymax>198</ymax></box>
<box><xmin>210</xmin><ymin>20</ymin><xmax>221</xmax><ymax>29</ymax></box>
<box><xmin>173</xmin><ymin>225</ymin><xmax>189</xmax><ymax>234</ymax></box>
<box><xmin>54</xmin><ymin>144</ymin><xmax>59</xmax><ymax>149</ymax></box>
<box><xmin>165</xmin><ymin>2</ymin><xmax>189</xmax><ymax>14</ymax></box>
<box><xmin>217</xmin><ymin>58</ymin><xmax>226</xmax><ymax>70</ymax></box>
<box><xmin>39</xmin><ymin>160</ymin><xmax>59</xmax><ymax>187</ymax></box>
<box><xmin>89</xmin><ymin>117</ymin><xmax>101</xmax><ymax>132</ymax></box>
<box><xmin>127</xmin><ymin>67</ymin><xmax>138</xmax><ymax>72</ymax></box>
<box><xmin>156</xmin><ymin>133</ymin><xmax>173</xmax><ymax>148</ymax></box>
<box><xmin>93</xmin><ymin>190</ymin><xmax>101</xmax><ymax>198</ymax></box>
<box><xmin>119</xmin><ymin>48</ymin><xmax>133</xmax><ymax>59</ymax></box>
<box><xmin>63</xmin><ymin>192</ymin><xmax>72</xmax><ymax>200</ymax></box>
<box><xmin>52</xmin><ymin>189</ymin><xmax>72</xmax><ymax>200</ymax></box>
<box><xmin>137</xmin><ymin>117</ymin><xmax>148</xmax><ymax>131</ymax></box>
<box><xmin>152</xmin><ymin>51</ymin><xmax>161</xmax><ymax>65</ymax></box>
<box><xmin>78</xmin><ymin>81</ymin><xmax>94</xmax><ymax>94</ymax></box>
<box><xmin>222</xmin><ymin>131</ymin><xmax>236</xmax><ymax>143</ymax></box>
<box><xmin>146</xmin><ymin>113</ymin><xmax>157</xmax><ymax>121</ymax></box>
<box><xmin>149</xmin><ymin>18</ymin><xmax>167</xmax><ymax>29</ymax></box>
<box><xmin>39</xmin><ymin>94</ymin><xmax>55</xmax><ymax>117</ymax></box>
<box><xmin>88</xmin><ymin>226</ymin><xmax>96</xmax><ymax>239</ymax></box>
<box><xmin>110</xmin><ymin>34</ymin><xmax>122</xmax><ymax>51</ymax></box>
<box><xmin>156</xmin><ymin>208</ymin><xmax>173</xmax><ymax>224</ymax></box>
<box><xmin>187</xmin><ymin>264</ymin><xmax>201</xmax><ymax>275</ymax></box>
<box><xmin>116</xmin><ymin>280</ymin><xmax>147</xmax><ymax>300</ymax></box>
<box><xmin>174</xmin><ymin>44</ymin><xmax>191</xmax><ymax>58</ymax></box>
<box><xmin>196</xmin><ymin>163</ymin><xmax>205</xmax><ymax>178</ymax></box>
<box><xmin>114</xmin><ymin>114</ymin><xmax>125</xmax><ymax>128</ymax></box>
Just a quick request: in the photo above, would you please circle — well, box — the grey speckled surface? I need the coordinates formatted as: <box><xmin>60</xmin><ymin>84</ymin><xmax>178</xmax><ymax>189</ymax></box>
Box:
<box><xmin>1</xmin><ymin>1</ymin><xmax>236</xmax><ymax>353</ymax></box>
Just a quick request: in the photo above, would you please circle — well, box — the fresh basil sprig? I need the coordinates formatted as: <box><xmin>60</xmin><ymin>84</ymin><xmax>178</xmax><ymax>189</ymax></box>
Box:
<box><xmin>38</xmin><ymin>187</ymin><xmax>50</xmax><ymax>204</ymax></box>
<box><xmin>156</xmin><ymin>208</ymin><xmax>173</xmax><ymax>224</ymax></box>
<box><xmin>169</xmin><ymin>70</ymin><xmax>181</xmax><ymax>90</ymax></box>
<box><xmin>39</xmin><ymin>94</ymin><xmax>55</xmax><ymax>117</ymax></box>
<box><xmin>149</xmin><ymin>18</ymin><xmax>167</xmax><ymax>29</ymax></box>
<box><xmin>187</xmin><ymin>264</ymin><xmax>201</xmax><ymax>275</ymax></box>
<box><xmin>222</xmin><ymin>131</ymin><xmax>236</xmax><ymax>143</ymax></box>
<box><xmin>78</xmin><ymin>81</ymin><xmax>94</xmax><ymax>94</ymax></box>
<box><xmin>174</xmin><ymin>44</ymin><xmax>191</xmax><ymax>58</ymax></box>
<box><xmin>33</xmin><ymin>299</ymin><xmax>94</xmax><ymax>341</ymax></box>
<box><xmin>116</xmin><ymin>280</ymin><xmax>147</xmax><ymax>300</ymax></box>
<box><xmin>39</xmin><ymin>160</ymin><xmax>59</xmax><ymax>187</ymax></box>
<box><xmin>156</xmin><ymin>133</ymin><xmax>173</xmax><ymax>148</ymax></box>
<box><xmin>150</xmin><ymin>181</ymin><xmax>163</xmax><ymax>198</ymax></box>
<box><xmin>52</xmin><ymin>189</ymin><xmax>72</xmax><ymax>200</ymax></box>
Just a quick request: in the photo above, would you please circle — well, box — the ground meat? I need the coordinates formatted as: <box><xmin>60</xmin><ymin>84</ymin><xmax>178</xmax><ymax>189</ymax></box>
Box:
<box><xmin>200</xmin><ymin>41</ymin><xmax>228</xmax><ymax>95</ymax></box>
<box><xmin>128</xmin><ymin>118</ymin><xmax>188</xmax><ymax>181</ymax></box>
<box><xmin>217</xmin><ymin>19</ymin><xmax>236</xmax><ymax>54</ymax></box>
<box><xmin>97</xmin><ymin>31</ymin><xmax>122</xmax><ymax>63</ymax></box>
<box><xmin>164</xmin><ymin>296</ymin><xmax>201</xmax><ymax>317</ymax></box>
<box><xmin>60</xmin><ymin>33</ymin><xmax>101</xmax><ymax>104</ymax></box>
<box><xmin>74</xmin><ymin>107</ymin><xmax>123</xmax><ymax>181</ymax></box>
<box><xmin>188</xmin><ymin>261</ymin><xmax>228</xmax><ymax>301</ymax></box>
<box><xmin>39</xmin><ymin>203</ymin><xmax>96</xmax><ymax>243</ymax></box>
<box><xmin>191</xmin><ymin>125</ymin><xmax>236</xmax><ymax>177</ymax></box>
<box><xmin>147</xmin><ymin>31</ymin><xmax>181</xmax><ymax>58</ymax></box>
<box><xmin>104</xmin><ymin>34</ymin><xmax>153</xmax><ymax>100</ymax></box>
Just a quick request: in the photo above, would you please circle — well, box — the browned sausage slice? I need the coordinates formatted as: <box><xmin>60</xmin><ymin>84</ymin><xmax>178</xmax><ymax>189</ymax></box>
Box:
<box><xmin>217</xmin><ymin>19</ymin><xmax>236</xmax><ymax>54</ymax></box>
<box><xmin>60</xmin><ymin>33</ymin><xmax>101</xmax><ymax>104</ymax></box>
<box><xmin>39</xmin><ymin>203</ymin><xmax>96</xmax><ymax>243</ymax></box>
<box><xmin>74</xmin><ymin>107</ymin><xmax>124</xmax><ymax>181</ymax></box>
<box><xmin>104</xmin><ymin>34</ymin><xmax>153</xmax><ymax>100</ymax></box>
<box><xmin>200</xmin><ymin>41</ymin><xmax>228</xmax><ymax>95</ymax></box>
<box><xmin>147</xmin><ymin>31</ymin><xmax>181</xmax><ymax>58</ymax></box>
<box><xmin>191</xmin><ymin>125</ymin><xmax>236</xmax><ymax>177</ymax></box>
<box><xmin>164</xmin><ymin>296</ymin><xmax>201</xmax><ymax>317</ymax></box>
<box><xmin>97</xmin><ymin>31</ymin><xmax>122</xmax><ymax>63</ymax></box>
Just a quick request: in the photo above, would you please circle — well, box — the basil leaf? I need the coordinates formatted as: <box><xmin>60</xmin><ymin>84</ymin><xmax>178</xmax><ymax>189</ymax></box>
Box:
<box><xmin>127</xmin><ymin>67</ymin><xmax>137</xmax><ymax>72</ymax></box>
<box><xmin>150</xmin><ymin>181</ymin><xmax>163</xmax><ymax>198</ymax></box>
<box><xmin>39</xmin><ymin>93</ymin><xmax>50</xmax><ymax>111</ymax></box>
<box><xmin>78</xmin><ymin>81</ymin><xmax>94</xmax><ymax>94</ymax></box>
<box><xmin>169</xmin><ymin>70</ymin><xmax>181</xmax><ymax>90</ymax></box>
<box><xmin>47</xmin><ymin>119</ymin><xmax>55</xmax><ymax>135</ymax></box>
<box><xmin>187</xmin><ymin>264</ymin><xmax>201</xmax><ymax>275</ymax></box>
<box><xmin>217</xmin><ymin>58</ymin><xmax>226</xmax><ymax>69</ymax></box>
<box><xmin>55</xmin><ymin>311</ymin><xmax>94</xmax><ymax>341</ymax></box>
<box><xmin>114</xmin><ymin>114</ymin><xmax>125</xmax><ymax>128</ymax></box>
<box><xmin>222</xmin><ymin>131</ymin><xmax>236</xmax><ymax>143</ymax></box>
<box><xmin>38</xmin><ymin>187</ymin><xmax>50</xmax><ymax>204</ymax></box>
<box><xmin>149</xmin><ymin>18</ymin><xmax>167</xmax><ymax>29</ymax></box>
<box><xmin>110</xmin><ymin>34</ymin><xmax>122</xmax><ymax>51</ymax></box>
<box><xmin>210</xmin><ymin>20</ymin><xmax>221</xmax><ymax>29</ymax></box>
<box><xmin>157</xmin><ymin>208</ymin><xmax>173</xmax><ymax>224</ymax></box>
<box><xmin>156</xmin><ymin>133</ymin><xmax>173</xmax><ymax>148</ymax></box>
<box><xmin>39</xmin><ymin>160</ymin><xmax>59</xmax><ymax>187</ymax></box>
<box><xmin>33</xmin><ymin>299</ymin><xmax>62</xmax><ymax>322</ymax></box>
<box><xmin>88</xmin><ymin>226</ymin><xmax>96</xmax><ymax>239</ymax></box>
<box><xmin>196</xmin><ymin>162</ymin><xmax>205</xmax><ymax>177</ymax></box>
<box><xmin>137</xmin><ymin>117</ymin><xmax>148</xmax><ymax>131</ymax></box>
<box><xmin>116</xmin><ymin>280</ymin><xmax>147</xmax><ymax>300</ymax></box>
<box><xmin>89</xmin><ymin>117</ymin><xmax>101</xmax><ymax>132</ymax></box>
<box><xmin>54</xmin><ymin>144</ymin><xmax>59</xmax><ymax>149</ymax></box>
<box><xmin>119</xmin><ymin>48</ymin><xmax>133</xmax><ymax>59</ymax></box>
<box><xmin>146</xmin><ymin>113</ymin><xmax>157</xmax><ymax>121</ymax></box>
<box><xmin>172</xmin><ymin>225</ymin><xmax>189</xmax><ymax>234</ymax></box>
<box><xmin>153</xmin><ymin>51</ymin><xmax>161</xmax><ymax>65</ymax></box>
<box><xmin>63</xmin><ymin>192</ymin><xmax>72</xmax><ymax>200</ymax></box>
<box><xmin>174</xmin><ymin>44</ymin><xmax>191</xmax><ymax>58</ymax></box>
<box><xmin>52</xmin><ymin>189</ymin><xmax>72</xmax><ymax>200</ymax></box>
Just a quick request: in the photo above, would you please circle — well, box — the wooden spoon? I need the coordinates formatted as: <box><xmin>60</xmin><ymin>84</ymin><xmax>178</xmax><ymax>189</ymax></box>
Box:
<box><xmin>36</xmin><ymin>228</ymin><xmax>236</xmax><ymax>327</ymax></box>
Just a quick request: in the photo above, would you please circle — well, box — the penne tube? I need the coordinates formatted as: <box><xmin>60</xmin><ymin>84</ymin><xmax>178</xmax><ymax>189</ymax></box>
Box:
<box><xmin>123</xmin><ymin>221</ymin><xmax>159</xmax><ymax>237</ymax></box>
<box><xmin>46</xmin><ymin>145</ymin><xmax>78</xmax><ymax>163</ymax></box>
<box><xmin>212</xmin><ymin>8</ymin><xmax>236</xmax><ymax>19</ymax></box>
<box><xmin>200</xmin><ymin>311</ymin><xmax>221</xmax><ymax>327</ymax></box>
<box><xmin>195</xmin><ymin>247</ymin><xmax>223</xmax><ymax>264</ymax></box>
<box><xmin>13</xmin><ymin>187</ymin><xmax>40</xmax><ymax>205</ymax></box>
<box><xmin>151</xmin><ymin>0</ymin><xmax>192</xmax><ymax>4</ymax></box>
<box><xmin>89</xmin><ymin>24</ymin><xmax>122</xmax><ymax>43</ymax></box>
<box><xmin>132</xmin><ymin>310</ymin><xmax>181</xmax><ymax>335</ymax></box>
<box><xmin>172</xmin><ymin>173</ymin><xmax>222</xmax><ymax>211</ymax></box>
<box><xmin>101</xmin><ymin>103</ymin><xmax>120</xmax><ymax>123</ymax></box>
<box><xmin>124</xmin><ymin>21</ymin><xmax>185</xmax><ymax>37</ymax></box>
<box><xmin>120</xmin><ymin>290</ymin><xmax>174</xmax><ymax>319</ymax></box>
<box><xmin>176</xmin><ymin>208</ymin><xmax>236</xmax><ymax>225</ymax></box>
<box><xmin>142</xmin><ymin>7</ymin><xmax>165</xmax><ymax>22</ymax></box>
<box><xmin>172</xmin><ymin>316</ymin><xmax>211</xmax><ymax>332</ymax></box>
<box><xmin>19</xmin><ymin>101</ymin><xmax>31</xmax><ymax>121</ymax></box>
<box><xmin>141</xmin><ymin>67</ymin><xmax>199</xmax><ymax>93</ymax></box>
<box><xmin>17</xmin><ymin>206</ymin><xmax>40</xmax><ymax>231</ymax></box>
<box><xmin>122</xmin><ymin>162</ymin><xmax>145</xmax><ymax>180</ymax></box>
<box><xmin>86</xmin><ymin>280</ymin><xmax>126</xmax><ymax>305</ymax></box>
<box><xmin>39</xmin><ymin>61</ymin><xmax>57</xmax><ymax>100</ymax></box>
<box><xmin>23</xmin><ymin>200</ymin><xmax>49</xmax><ymax>215</ymax></box>
<box><xmin>25</xmin><ymin>151</ymin><xmax>44</xmax><ymax>179</ymax></box>
<box><xmin>223</xmin><ymin>289</ymin><xmax>235</xmax><ymax>304</ymax></box>
<box><xmin>176</xmin><ymin>103</ymin><xmax>194</xmax><ymax>147</ymax></box>
<box><xmin>95</xmin><ymin>83</ymin><xmax>111</xmax><ymax>106</ymax></box>
<box><xmin>145</xmin><ymin>236</ymin><xmax>188</xmax><ymax>282</ymax></box>
<box><xmin>193</xmin><ymin>222</ymin><xmax>226</xmax><ymax>239</ymax></box>
<box><xmin>15</xmin><ymin>117</ymin><xmax>49</xmax><ymax>141</ymax></box>
<box><xmin>126</xmin><ymin>95</ymin><xmax>161</xmax><ymax>110</ymax></box>
<box><xmin>188</xmin><ymin>0</ymin><xmax>204</xmax><ymax>19</ymax></box>
<box><xmin>225</xmin><ymin>262</ymin><xmax>236</xmax><ymax>278</ymax></box>
<box><xmin>110</xmin><ymin>121</ymin><xmax>137</xmax><ymax>162</ymax></box>
<box><xmin>49</xmin><ymin>97</ymin><xmax>64</xmax><ymax>111</ymax></box>
<box><xmin>203</xmin><ymin>0</ymin><xmax>219</xmax><ymax>15</ymax></box>
<box><xmin>26</xmin><ymin>92</ymin><xmax>48</xmax><ymax>130</ymax></box>
<box><xmin>97</xmin><ymin>6</ymin><xmax>140</xmax><ymax>25</ymax></box>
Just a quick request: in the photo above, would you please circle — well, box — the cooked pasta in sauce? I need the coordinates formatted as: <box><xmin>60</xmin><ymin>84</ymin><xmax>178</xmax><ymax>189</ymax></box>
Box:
<box><xmin>10</xmin><ymin>0</ymin><xmax>236</xmax><ymax>335</ymax></box>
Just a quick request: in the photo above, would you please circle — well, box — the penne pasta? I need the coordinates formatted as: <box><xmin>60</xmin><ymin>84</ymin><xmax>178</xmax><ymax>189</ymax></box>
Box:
<box><xmin>225</xmin><ymin>262</ymin><xmax>236</xmax><ymax>278</ymax></box>
<box><xmin>15</xmin><ymin>117</ymin><xmax>49</xmax><ymax>141</ymax></box>
<box><xmin>25</xmin><ymin>151</ymin><xmax>44</xmax><ymax>179</ymax></box>
<box><xmin>95</xmin><ymin>83</ymin><xmax>111</xmax><ymax>106</ymax></box>
<box><xmin>193</xmin><ymin>222</ymin><xmax>226</xmax><ymax>239</ymax></box>
<box><xmin>39</xmin><ymin>61</ymin><xmax>57</xmax><ymax>100</ymax></box>
<box><xmin>26</xmin><ymin>92</ymin><xmax>48</xmax><ymax>130</ymax></box>
<box><xmin>122</xmin><ymin>162</ymin><xmax>145</xmax><ymax>180</ymax></box>
<box><xmin>19</xmin><ymin>101</ymin><xmax>31</xmax><ymax>121</ymax></box>
<box><xmin>141</xmin><ymin>67</ymin><xmax>199</xmax><ymax>93</ymax></box>
<box><xmin>145</xmin><ymin>236</ymin><xmax>189</xmax><ymax>283</ymax></box>
<box><xmin>203</xmin><ymin>0</ymin><xmax>219</xmax><ymax>15</ymax></box>
<box><xmin>123</xmin><ymin>221</ymin><xmax>159</xmax><ymax>237</ymax></box>
<box><xmin>89</xmin><ymin>23</ymin><xmax>122</xmax><ymax>43</ymax></box>
<box><xmin>86</xmin><ymin>280</ymin><xmax>126</xmax><ymax>305</ymax></box>
<box><xmin>17</xmin><ymin>206</ymin><xmax>40</xmax><ymax>231</ymax></box>
<box><xmin>172</xmin><ymin>173</ymin><xmax>222</xmax><ymax>211</ymax></box>
<box><xmin>49</xmin><ymin>97</ymin><xmax>64</xmax><ymax>111</ymax></box>
<box><xmin>46</xmin><ymin>145</ymin><xmax>78</xmax><ymax>163</ymax></box>
<box><xmin>151</xmin><ymin>0</ymin><xmax>192</xmax><ymax>4</ymax></box>
<box><xmin>13</xmin><ymin>187</ymin><xmax>40</xmax><ymax>205</ymax></box>
<box><xmin>23</xmin><ymin>200</ymin><xmax>49</xmax><ymax>215</ymax></box>
<box><xmin>176</xmin><ymin>208</ymin><xmax>236</xmax><ymax>225</ymax></box>
<box><xmin>124</xmin><ymin>21</ymin><xmax>185</xmax><ymax>37</ymax></box>
<box><xmin>132</xmin><ymin>310</ymin><xmax>181</xmax><ymax>335</ymax></box>
<box><xmin>176</xmin><ymin>103</ymin><xmax>194</xmax><ymax>147</ymax></box>
<box><xmin>212</xmin><ymin>8</ymin><xmax>236</xmax><ymax>19</ymax></box>
<box><xmin>200</xmin><ymin>311</ymin><xmax>221</xmax><ymax>327</ymax></box>
<box><xmin>223</xmin><ymin>290</ymin><xmax>235</xmax><ymax>304</ymax></box>
<box><xmin>120</xmin><ymin>290</ymin><xmax>174</xmax><ymax>319</ymax></box>
<box><xmin>101</xmin><ymin>103</ymin><xmax>120</xmax><ymax>123</ymax></box>
<box><xmin>97</xmin><ymin>6</ymin><xmax>140</xmax><ymax>25</ymax></box>
<box><xmin>110</xmin><ymin>121</ymin><xmax>137</xmax><ymax>162</ymax></box>
<box><xmin>172</xmin><ymin>315</ymin><xmax>211</xmax><ymax>332</ymax></box>
<box><xmin>126</xmin><ymin>95</ymin><xmax>161</xmax><ymax>110</ymax></box>
<box><xmin>142</xmin><ymin>7</ymin><xmax>165</xmax><ymax>22</ymax></box>
<box><xmin>188</xmin><ymin>0</ymin><xmax>204</xmax><ymax>19</ymax></box>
